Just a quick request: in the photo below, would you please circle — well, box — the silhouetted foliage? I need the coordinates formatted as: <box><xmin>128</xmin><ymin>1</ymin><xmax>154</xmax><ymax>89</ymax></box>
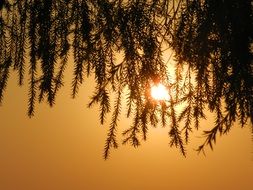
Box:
<box><xmin>0</xmin><ymin>0</ymin><xmax>252</xmax><ymax>159</ymax></box>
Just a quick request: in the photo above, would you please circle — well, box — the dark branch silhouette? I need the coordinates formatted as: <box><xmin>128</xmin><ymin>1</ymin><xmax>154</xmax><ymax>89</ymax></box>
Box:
<box><xmin>0</xmin><ymin>0</ymin><xmax>252</xmax><ymax>159</ymax></box>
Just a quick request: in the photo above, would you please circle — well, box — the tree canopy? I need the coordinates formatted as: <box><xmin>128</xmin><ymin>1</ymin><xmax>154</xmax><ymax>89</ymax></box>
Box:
<box><xmin>0</xmin><ymin>0</ymin><xmax>252</xmax><ymax>159</ymax></box>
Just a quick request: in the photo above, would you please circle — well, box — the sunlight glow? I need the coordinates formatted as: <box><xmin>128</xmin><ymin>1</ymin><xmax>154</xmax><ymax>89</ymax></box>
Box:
<box><xmin>151</xmin><ymin>84</ymin><xmax>170</xmax><ymax>101</ymax></box>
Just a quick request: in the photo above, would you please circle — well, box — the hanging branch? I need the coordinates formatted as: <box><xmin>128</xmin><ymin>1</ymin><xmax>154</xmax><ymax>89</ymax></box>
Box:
<box><xmin>0</xmin><ymin>0</ymin><xmax>252</xmax><ymax>158</ymax></box>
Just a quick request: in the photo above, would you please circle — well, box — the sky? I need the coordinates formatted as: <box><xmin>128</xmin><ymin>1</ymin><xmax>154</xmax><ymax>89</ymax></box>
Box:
<box><xmin>0</xmin><ymin>62</ymin><xmax>253</xmax><ymax>190</ymax></box>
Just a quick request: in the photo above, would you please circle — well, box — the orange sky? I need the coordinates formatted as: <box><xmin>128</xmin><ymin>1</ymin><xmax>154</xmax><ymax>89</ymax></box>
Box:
<box><xmin>0</xmin><ymin>62</ymin><xmax>252</xmax><ymax>190</ymax></box>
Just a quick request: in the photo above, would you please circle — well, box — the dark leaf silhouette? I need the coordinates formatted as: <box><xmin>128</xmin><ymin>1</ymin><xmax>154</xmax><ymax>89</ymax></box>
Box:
<box><xmin>0</xmin><ymin>0</ymin><xmax>252</xmax><ymax>159</ymax></box>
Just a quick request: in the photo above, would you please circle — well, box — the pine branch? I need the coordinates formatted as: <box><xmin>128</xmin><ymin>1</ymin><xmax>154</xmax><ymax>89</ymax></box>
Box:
<box><xmin>122</xmin><ymin>107</ymin><xmax>141</xmax><ymax>148</ymax></box>
<box><xmin>104</xmin><ymin>87</ymin><xmax>122</xmax><ymax>159</ymax></box>
<box><xmin>168</xmin><ymin>94</ymin><xmax>186</xmax><ymax>157</ymax></box>
<box><xmin>0</xmin><ymin>57</ymin><xmax>11</xmax><ymax>104</ymax></box>
<box><xmin>27</xmin><ymin>2</ymin><xmax>38</xmax><ymax>117</ymax></box>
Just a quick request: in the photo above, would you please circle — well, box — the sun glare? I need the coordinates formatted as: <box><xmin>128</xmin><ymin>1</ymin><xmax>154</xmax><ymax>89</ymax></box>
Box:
<box><xmin>151</xmin><ymin>84</ymin><xmax>170</xmax><ymax>101</ymax></box>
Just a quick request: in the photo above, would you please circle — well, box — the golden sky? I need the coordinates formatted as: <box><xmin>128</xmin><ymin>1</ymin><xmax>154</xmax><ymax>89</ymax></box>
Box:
<box><xmin>0</xmin><ymin>62</ymin><xmax>252</xmax><ymax>190</ymax></box>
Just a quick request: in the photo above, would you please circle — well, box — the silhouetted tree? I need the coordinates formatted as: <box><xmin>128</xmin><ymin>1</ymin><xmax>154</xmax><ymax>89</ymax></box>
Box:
<box><xmin>0</xmin><ymin>0</ymin><xmax>252</xmax><ymax>159</ymax></box>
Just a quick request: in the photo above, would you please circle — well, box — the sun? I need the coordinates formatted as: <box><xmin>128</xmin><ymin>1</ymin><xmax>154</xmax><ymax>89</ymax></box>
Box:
<box><xmin>151</xmin><ymin>83</ymin><xmax>170</xmax><ymax>101</ymax></box>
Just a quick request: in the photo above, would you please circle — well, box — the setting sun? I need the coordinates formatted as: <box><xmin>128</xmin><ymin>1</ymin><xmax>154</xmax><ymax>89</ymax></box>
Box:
<box><xmin>151</xmin><ymin>84</ymin><xmax>170</xmax><ymax>101</ymax></box>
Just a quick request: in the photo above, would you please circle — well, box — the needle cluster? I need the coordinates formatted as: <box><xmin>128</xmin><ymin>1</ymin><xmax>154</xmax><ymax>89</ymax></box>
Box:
<box><xmin>0</xmin><ymin>0</ymin><xmax>252</xmax><ymax>159</ymax></box>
